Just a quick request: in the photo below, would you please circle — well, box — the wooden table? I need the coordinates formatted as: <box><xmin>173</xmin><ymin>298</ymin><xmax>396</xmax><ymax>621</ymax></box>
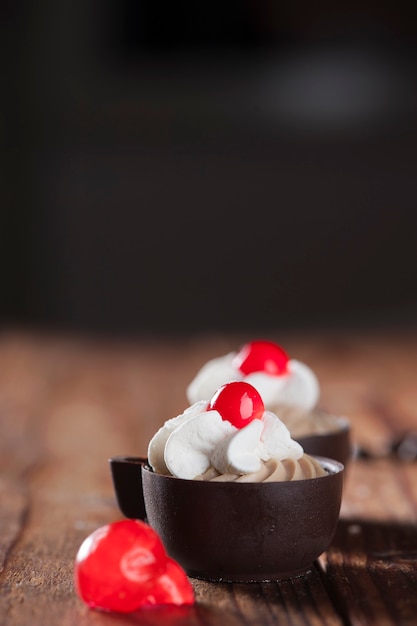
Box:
<box><xmin>1</xmin><ymin>327</ymin><xmax>417</xmax><ymax>625</ymax></box>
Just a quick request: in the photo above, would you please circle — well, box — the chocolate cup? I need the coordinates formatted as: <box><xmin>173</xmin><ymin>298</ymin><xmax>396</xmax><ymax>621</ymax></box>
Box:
<box><xmin>110</xmin><ymin>455</ymin><xmax>344</xmax><ymax>582</ymax></box>
<box><xmin>296</xmin><ymin>417</ymin><xmax>352</xmax><ymax>468</ymax></box>
<box><xmin>109</xmin><ymin>456</ymin><xmax>147</xmax><ymax>520</ymax></box>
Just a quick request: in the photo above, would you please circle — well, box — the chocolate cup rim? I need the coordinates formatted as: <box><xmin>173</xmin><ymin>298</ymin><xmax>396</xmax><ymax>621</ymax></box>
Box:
<box><xmin>110</xmin><ymin>453</ymin><xmax>344</xmax><ymax>476</ymax></box>
<box><xmin>291</xmin><ymin>413</ymin><xmax>351</xmax><ymax>436</ymax></box>
<box><xmin>141</xmin><ymin>454</ymin><xmax>344</xmax><ymax>483</ymax></box>
<box><xmin>296</xmin><ymin>417</ymin><xmax>352</xmax><ymax>467</ymax></box>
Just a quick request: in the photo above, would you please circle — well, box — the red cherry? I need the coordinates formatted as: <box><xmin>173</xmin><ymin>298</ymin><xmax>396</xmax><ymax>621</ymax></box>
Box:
<box><xmin>208</xmin><ymin>381</ymin><xmax>264</xmax><ymax>429</ymax></box>
<box><xmin>74</xmin><ymin>519</ymin><xmax>176</xmax><ymax>613</ymax></box>
<box><xmin>145</xmin><ymin>558</ymin><xmax>195</xmax><ymax>607</ymax></box>
<box><xmin>232</xmin><ymin>340</ymin><xmax>289</xmax><ymax>376</ymax></box>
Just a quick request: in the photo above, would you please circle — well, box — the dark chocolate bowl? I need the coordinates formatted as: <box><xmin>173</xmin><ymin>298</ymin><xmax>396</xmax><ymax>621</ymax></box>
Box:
<box><xmin>296</xmin><ymin>416</ymin><xmax>352</xmax><ymax>468</ymax></box>
<box><xmin>109</xmin><ymin>455</ymin><xmax>344</xmax><ymax>583</ymax></box>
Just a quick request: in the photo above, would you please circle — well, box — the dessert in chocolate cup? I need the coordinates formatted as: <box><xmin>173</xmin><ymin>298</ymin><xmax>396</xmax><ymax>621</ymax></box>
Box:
<box><xmin>110</xmin><ymin>455</ymin><xmax>343</xmax><ymax>582</ymax></box>
<box><xmin>110</xmin><ymin>381</ymin><xmax>344</xmax><ymax>582</ymax></box>
<box><xmin>186</xmin><ymin>340</ymin><xmax>352</xmax><ymax>467</ymax></box>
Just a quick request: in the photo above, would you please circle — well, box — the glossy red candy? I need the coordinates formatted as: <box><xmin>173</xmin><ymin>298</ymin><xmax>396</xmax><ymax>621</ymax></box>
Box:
<box><xmin>147</xmin><ymin>558</ymin><xmax>195</xmax><ymax>606</ymax></box>
<box><xmin>208</xmin><ymin>381</ymin><xmax>265</xmax><ymax>429</ymax></box>
<box><xmin>233</xmin><ymin>340</ymin><xmax>289</xmax><ymax>376</ymax></box>
<box><xmin>74</xmin><ymin>519</ymin><xmax>194</xmax><ymax>613</ymax></box>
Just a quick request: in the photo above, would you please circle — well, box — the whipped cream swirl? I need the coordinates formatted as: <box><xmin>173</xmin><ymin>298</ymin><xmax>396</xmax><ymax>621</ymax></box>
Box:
<box><xmin>196</xmin><ymin>456</ymin><xmax>326</xmax><ymax>482</ymax></box>
<box><xmin>148</xmin><ymin>400</ymin><xmax>304</xmax><ymax>480</ymax></box>
<box><xmin>186</xmin><ymin>353</ymin><xmax>319</xmax><ymax>411</ymax></box>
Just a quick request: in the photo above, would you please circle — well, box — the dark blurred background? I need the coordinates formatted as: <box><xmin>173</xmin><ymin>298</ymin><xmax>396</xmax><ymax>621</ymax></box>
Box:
<box><xmin>2</xmin><ymin>1</ymin><xmax>417</xmax><ymax>336</ymax></box>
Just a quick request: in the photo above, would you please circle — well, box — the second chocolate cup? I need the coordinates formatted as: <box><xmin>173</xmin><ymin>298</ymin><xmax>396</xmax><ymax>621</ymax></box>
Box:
<box><xmin>296</xmin><ymin>416</ymin><xmax>352</xmax><ymax>468</ymax></box>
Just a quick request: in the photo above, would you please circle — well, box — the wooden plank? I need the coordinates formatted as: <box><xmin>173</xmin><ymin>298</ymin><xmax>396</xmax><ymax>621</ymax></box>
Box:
<box><xmin>341</xmin><ymin>460</ymin><xmax>417</xmax><ymax>521</ymax></box>
<box><xmin>194</xmin><ymin>566</ymin><xmax>344</xmax><ymax>626</ymax></box>
<box><xmin>324</xmin><ymin>515</ymin><xmax>417</xmax><ymax>626</ymax></box>
<box><xmin>0</xmin><ymin>478</ymin><xmax>28</xmax><ymax>576</ymax></box>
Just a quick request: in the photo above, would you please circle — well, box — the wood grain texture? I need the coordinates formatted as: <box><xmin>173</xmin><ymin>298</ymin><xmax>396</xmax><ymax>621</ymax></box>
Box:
<box><xmin>325</xmin><ymin>517</ymin><xmax>417</xmax><ymax>626</ymax></box>
<box><xmin>0</xmin><ymin>327</ymin><xmax>417</xmax><ymax>625</ymax></box>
